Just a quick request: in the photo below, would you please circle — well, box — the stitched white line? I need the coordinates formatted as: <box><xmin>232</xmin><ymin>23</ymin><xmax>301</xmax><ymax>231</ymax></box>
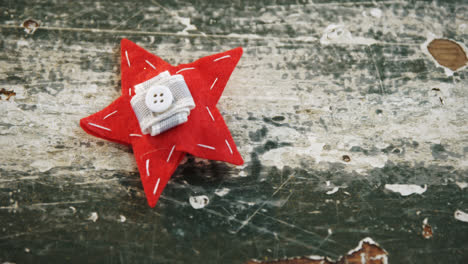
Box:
<box><xmin>103</xmin><ymin>110</ymin><xmax>117</xmax><ymax>120</ymax></box>
<box><xmin>167</xmin><ymin>145</ymin><xmax>175</xmax><ymax>163</ymax></box>
<box><xmin>129</xmin><ymin>88</ymin><xmax>132</xmax><ymax>96</ymax></box>
<box><xmin>225</xmin><ymin>139</ymin><xmax>233</xmax><ymax>155</ymax></box>
<box><xmin>145</xmin><ymin>60</ymin><xmax>156</xmax><ymax>70</ymax></box>
<box><xmin>88</xmin><ymin>123</ymin><xmax>111</xmax><ymax>131</ymax></box>
<box><xmin>176</xmin><ymin>67</ymin><xmax>195</xmax><ymax>74</ymax></box>
<box><xmin>213</xmin><ymin>55</ymin><xmax>231</xmax><ymax>62</ymax></box>
<box><xmin>125</xmin><ymin>50</ymin><xmax>131</xmax><ymax>67</ymax></box>
<box><xmin>129</xmin><ymin>134</ymin><xmax>142</xmax><ymax>137</ymax></box>
<box><xmin>146</xmin><ymin>159</ymin><xmax>150</xmax><ymax>177</ymax></box>
<box><xmin>205</xmin><ymin>106</ymin><xmax>215</xmax><ymax>121</ymax></box>
<box><xmin>210</xmin><ymin>77</ymin><xmax>218</xmax><ymax>90</ymax></box>
<box><xmin>153</xmin><ymin>178</ymin><xmax>160</xmax><ymax>195</ymax></box>
<box><xmin>197</xmin><ymin>144</ymin><xmax>215</xmax><ymax>150</ymax></box>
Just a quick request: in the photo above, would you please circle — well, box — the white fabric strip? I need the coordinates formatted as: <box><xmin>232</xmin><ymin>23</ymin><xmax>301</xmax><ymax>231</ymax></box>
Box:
<box><xmin>131</xmin><ymin>71</ymin><xmax>196</xmax><ymax>136</ymax></box>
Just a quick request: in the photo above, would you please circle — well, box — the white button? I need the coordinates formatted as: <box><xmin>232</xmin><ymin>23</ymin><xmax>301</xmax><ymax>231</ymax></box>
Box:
<box><xmin>145</xmin><ymin>85</ymin><xmax>173</xmax><ymax>113</ymax></box>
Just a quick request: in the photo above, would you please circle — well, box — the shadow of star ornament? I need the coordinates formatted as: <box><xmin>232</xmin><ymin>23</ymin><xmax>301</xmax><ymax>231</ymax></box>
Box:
<box><xmin>80</xmin><ymin>39</ymin><xmax>244</xmax><ymax>207</ymax></box>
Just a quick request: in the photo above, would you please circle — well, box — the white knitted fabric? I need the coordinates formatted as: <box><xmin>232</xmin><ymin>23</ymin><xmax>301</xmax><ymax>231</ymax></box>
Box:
<box><xmin>131</xmin><ymin>71</ymin><xmax>195</xmax><ymax>136</ymax></box>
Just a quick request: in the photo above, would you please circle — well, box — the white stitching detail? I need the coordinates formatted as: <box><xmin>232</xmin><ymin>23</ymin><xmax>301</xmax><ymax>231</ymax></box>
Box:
<box><xmin>225</xmin><ymin>139</ymin><xmax>233</xmax><ymax>155</ymax></box>
<box><xmin>129</xmin><ymin>88</ymin><xmax>132</xmax><ymax>96</ymax></box>
<box><xmin>197</xmin><ymin>144</ymin><xmax>215</xmax><ymax>150</ymax></box>
<box><xmin>213</xmin><ymin>55</ymin><xmax>231</xmax><ymax>62</ymax></box>
<box><xmin>129</xmin><ymin>134</ymin><xmax>142</xmax><ymax>137</ymax></box>
<box><xmin>125</xmin><ymin>50</ymin><xmax>131</xmax><ymax>67</ymax></box>
<box><xmin>88</xmin><ymin>123</ymin><xmax>111</xmax><ymax>131</ymax></box>
<box><xmin>176</xmin><ymin>67</ymin><xmax>195</xmax><ymax>74</ymax></box>
<box><xmin>145</xmin><ymin>60</ymin><xmax>156</xmax><ymax>70</ymax></box>
<box><xmin>205</xmin><ymin>106</ymin><xmax>215</xmax><ymax>121</ymax></box>
<box><xmin>153</xmin><ymin>178</ymin><xmax>161</xmax><ymax>195</ymax></box>
<box><xmin>103</xmin><ymin>110</ymin><xmax>117</xmax><ymax>120</ymax></box>
<box><xmin>167</xmin><ymin>145</ymin><xmax>175</xmax><ymax>163</ymax></box>
<box><xmin>146</xmin><ymin>159</ymin><xmax>150</xmax><ymax>177</ymax></box>
<box><xmin>210</xmin><ymin>78</ymin><xmax>218</xmax><ymax>90</ymax></box>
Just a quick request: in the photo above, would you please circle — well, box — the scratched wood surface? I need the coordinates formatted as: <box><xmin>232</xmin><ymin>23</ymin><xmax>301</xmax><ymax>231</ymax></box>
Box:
<box><xmin>1</xmin><ymin>0</ymin><xmax>468</xmax><ymax>263</ymax></box>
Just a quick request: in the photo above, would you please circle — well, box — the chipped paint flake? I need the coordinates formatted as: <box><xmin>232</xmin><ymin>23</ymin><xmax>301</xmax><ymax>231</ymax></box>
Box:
<box><xmin>369</xmin><ymin>8</ymin><xmax>383</xmax><ymax>18</ymax></box>
<box><xmin>320</xmin><ymin>24</ymin><xmax>377</xmax><ymax>46</ymax></box>
<box><xmin>326</xmin><ymin>187</ymin><xmax>340</xmax><ymax>195</ymax></box>
<box><xmin>175</xmin><ymin>16</ymin><xmax>197</xmax><ymax>35</ymax></box>
<box><xmin>306</xmin><ymin>255</ymin><xmax>326</xmax><ymax>261</ymax></box>
<box><xmin>454</xmin><ymin>210</ymin><xmax>468</xmax><ymax>223</ymax></box>
<box><xmin>214</xmin><ymin>187</ymin><xmax>230</xmax><ymax>197</ymax></box>
<box><xmin>87</xmin><ymin>212</ymin><xmax>98</xmax><ymax>222</ymax></box>
<box><xmin>421</xmin><ymin>33</ymin><xmax>468</xmax><ymax>76</ymax></box>
<box><xmin>347</xmin><ymin>237</ymin><xmax>380</xmax><ymax>255</ymax></box>
<box><xmin>119</xmin><ymin>215</ymin><xmax>126</xmax><ymax>223</ymax></box>
<box><xmin>455</xmin><ymin>181</ymin><xmax>468</xmax><ymax>189</ymax></box>
<box><xmin>261</xmin><ymin>135</ymin><xmax>387</xmax><ymax>171</ymax></box>
<box><xmin>246</xmin><ymin>237</ymin><xmax>387</xmax><ymax>264</ymax></box>
<box><xmin>422</xmin><ymin>218</ymin><xmax>433</xmax><ymax>239</ymax></box>
<box><xmin>238</xmin><ymin>171</ymin><xmax>247</xmax><ymax>177</ymax></box>
<box><xmin>385</xmin><ymin>184</ymin><xmax>427</xmax><ymax>196</ymax></box>
<box><xmin>261</xmin><ymin>136</ymin><xmax>325</xmax><ymax>170</ymax></box>
<box><xmin>0</xmin><ymin>88</ymin><xmax>16</xmax><ymax>100</ymax></box>
<box><xmin>189</xmin><ymin>195</ymin><xmax>209</xmax><ymax>209</ymax></box>
<box><xmin>22</xmin><ymin>19</ymin><xmax>39</xmax><ymax>34</ymax></box>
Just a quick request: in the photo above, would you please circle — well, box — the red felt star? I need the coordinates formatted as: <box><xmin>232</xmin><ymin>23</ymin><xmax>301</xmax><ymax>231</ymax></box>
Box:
<box><xmin>80</xmin><ymin>39</ymin><xmax>244</xmax><ymax>207</ymax></box>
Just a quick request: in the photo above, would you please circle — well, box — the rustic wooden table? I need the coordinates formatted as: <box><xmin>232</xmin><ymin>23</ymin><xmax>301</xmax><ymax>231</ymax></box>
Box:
<box><xmin>1</xmin><ymin>0</ymin><xmax>468</xmax><ymax>263</ymax></box>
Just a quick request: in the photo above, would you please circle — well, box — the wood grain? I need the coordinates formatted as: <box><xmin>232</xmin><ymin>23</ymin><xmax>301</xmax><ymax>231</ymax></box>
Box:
<box><xmin>1</xmin><ymin>0</ymin><xmax>468</xmax><ymax>263</ymax></box>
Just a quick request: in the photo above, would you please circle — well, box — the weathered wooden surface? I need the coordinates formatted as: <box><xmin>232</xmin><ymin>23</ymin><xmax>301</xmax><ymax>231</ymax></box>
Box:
<box><xmin>1</xmin><ymin>0</ymin><xmax>468</xmax><ymax>263</ymax></box>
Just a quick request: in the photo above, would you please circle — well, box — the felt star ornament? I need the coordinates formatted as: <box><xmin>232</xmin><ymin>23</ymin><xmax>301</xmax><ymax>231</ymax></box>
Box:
<box><xmin>80</xmin><ymin>39</ymin><xmax>244</xmax><ymax>207</ymax></box>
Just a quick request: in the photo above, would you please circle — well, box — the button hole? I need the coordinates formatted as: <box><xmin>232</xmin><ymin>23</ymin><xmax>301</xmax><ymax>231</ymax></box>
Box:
<box><xmin>160</xmin><ymin>99</ymin><xmax>164</xmax><ymax>103</ymax></box>
<box><xmin>160</xmin><ymin>93</ymin><xmax>164</xmax><ymax>96</ymax></box>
